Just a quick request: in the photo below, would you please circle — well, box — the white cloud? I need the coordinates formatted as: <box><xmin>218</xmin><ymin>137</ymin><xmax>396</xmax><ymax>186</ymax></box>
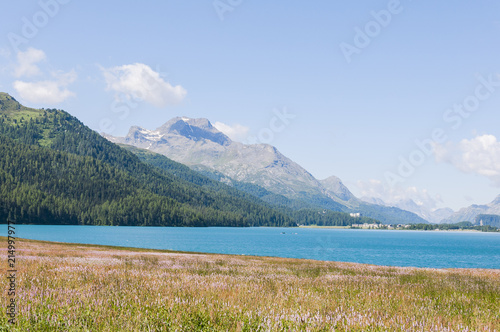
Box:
<box><xmin>13</xmin><ymin>70</ymin><xmax>77</xmax><ymax>104</ymax></box>
<box><xmin>102</xmin><ymin>63</ymin><xmax>186</xmax><ymax>107</ymax></box>
<box><xmin>14</xmin><ymin>48</ymin><xmax>46</xmax><ymax>78</ymax></box>
<box><xmin>357</xmin><ymin>180</ymin><xmax>442</xmax><ymax>209</ymax></box>
<box><xmin>52</xmin><ymin>69</ymin><xmax>77</xmax><ymax>85</ymax></box>
<box><xmin>213</xmin><ymin>121</ymin><xmax>250</xmax><ymax>142</ymax></box>
<box><xmin>10</xmin><ymin>48</ymin><xmax>77</xmax><ymax>105</ymax></box>
<box><xmin>435</xmin><ymin>134</ymin><xmax>500</xmax><ymax>186</ymax></box>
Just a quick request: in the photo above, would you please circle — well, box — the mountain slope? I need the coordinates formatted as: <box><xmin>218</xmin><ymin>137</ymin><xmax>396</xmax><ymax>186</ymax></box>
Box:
<box><xmin>320</xmin><ymin>176</ymin><xmax>356</xmax><ymax>202</ymax></box>
<box><xmin>120</xmin><ymin>144</ymin><xmax>381</xmax><ymax>226</ymax></box>
<box><xmin>119</xmin><ymin>144</ymin><xmax>309</xmax><ymax>210</ymax></box>
<box><xmin>105</xmin><ymin>117</ymin><xmax>428</xmax><ymax>224</ymax></box>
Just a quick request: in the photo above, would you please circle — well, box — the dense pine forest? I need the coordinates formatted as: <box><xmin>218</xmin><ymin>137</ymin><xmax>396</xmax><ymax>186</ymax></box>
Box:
<box><xmin>0</xmin><ymin>92</ymin><xmax>377</xmax><ymax>227</ymax></box>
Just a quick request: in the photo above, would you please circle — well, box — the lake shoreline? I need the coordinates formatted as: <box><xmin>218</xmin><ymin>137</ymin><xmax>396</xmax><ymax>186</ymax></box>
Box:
<box><xmin>4</xmin><ymin>225</ymin><xmax>500</xmax><ymax>269</ymax></box>
<box><xmin>2</xmin><ymin>222</ymin><xmax>497</xmax><ymax>233</ymax></box>
<box><xmin>2</xmin><ymin>236</ymin><xmax>498</xmax><ymax>272</ymax></box>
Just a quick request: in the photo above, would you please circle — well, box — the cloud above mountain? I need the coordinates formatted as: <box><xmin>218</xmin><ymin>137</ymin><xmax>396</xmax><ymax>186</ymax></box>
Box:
<box><xmin>13</xmin><ymin>71</ymin><xmax>76</xmax><ymax>104</ymax></box>
<box><xmin>102</xmin><ymin>63</ymin><xmax>186</xmax><ymax>107</ymax></box>
<box><xmin>13</xmin><ymin>48</ymin><xmax>46</xmax><ymax>78</ymax></box>
<box><xmin>435</xmin><ymin>134</ymin><xmax>500</xmax><ymax>186</ymax></box>
<box><xmin>357</xmin><ymin>180</ymin><xmax>443</xmax><ymax>210</ymax></box>
<box><xmin>213</xmin><ymin>121</ymin><xmax>250</xmax><ymax>142</ymax></box>
<box><xmin>12</xmin><ymin>48</ymin><xmax>76</xmax><ymax>105</ymax></box>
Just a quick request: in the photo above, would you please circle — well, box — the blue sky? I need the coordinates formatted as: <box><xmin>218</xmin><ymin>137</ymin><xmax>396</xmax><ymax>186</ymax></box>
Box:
<box><xmin>1</xmin><ymin>0</ymin><xmax>500</xmax><ymax>211</ymax></box>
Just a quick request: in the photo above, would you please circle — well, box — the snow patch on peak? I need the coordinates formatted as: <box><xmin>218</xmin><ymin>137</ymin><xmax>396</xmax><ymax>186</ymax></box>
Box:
<box><xmin>127</xmin><ymin>127</ymin><xmax>164</xmax><ymax>142</ymax></box>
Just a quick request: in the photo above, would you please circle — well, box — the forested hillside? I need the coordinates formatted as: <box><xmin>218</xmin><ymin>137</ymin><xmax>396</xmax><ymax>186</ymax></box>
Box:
<box><xmin>122</xmin><ymin>144</ymin><xmax>313</xmax><ymax>210</ymax></box>
<box><xmin>0</xmin><ymin>93</ymin><xmax>292</xmax><ymax>226</ymax></box>
<box><xmin>475</xmin><ymin>214</ymin><xmax>500</xmax><ymax>227</ymax></box>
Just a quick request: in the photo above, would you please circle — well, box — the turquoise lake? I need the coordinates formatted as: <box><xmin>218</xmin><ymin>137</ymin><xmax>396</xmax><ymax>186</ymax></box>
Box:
<box><xmin>6</xmin><ymin>225</ymin><xmax>500</xmax><ymax>269</ymax></box>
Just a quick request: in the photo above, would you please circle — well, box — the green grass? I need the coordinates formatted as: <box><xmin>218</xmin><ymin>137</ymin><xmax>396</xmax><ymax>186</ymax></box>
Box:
<box><xmin>0</xmin><ymin>93</ymin><xmax>42</xmax><ymax>118</ymax></box>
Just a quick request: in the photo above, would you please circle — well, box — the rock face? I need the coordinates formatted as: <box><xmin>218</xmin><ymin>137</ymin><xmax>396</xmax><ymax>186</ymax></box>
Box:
<box><xmin>442</xmin><ymin>195</ymin><xmax>500</xmax><ymax>224</ymax></box>
<box><xmin>104</xmin><ymin>117</ymin><xmax>355</xmax><ymax>202</ymax></box>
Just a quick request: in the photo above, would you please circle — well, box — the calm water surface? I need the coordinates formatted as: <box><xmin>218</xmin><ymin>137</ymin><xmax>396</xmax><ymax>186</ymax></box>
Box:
<box><xmin>6</xmin><ymin>225</ymin><xmax>500</xmax><ymax>269</ymax></box>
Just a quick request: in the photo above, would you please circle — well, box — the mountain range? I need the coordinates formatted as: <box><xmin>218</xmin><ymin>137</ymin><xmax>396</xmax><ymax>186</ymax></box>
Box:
<box><xmin>104</xmin><ymin>117</ymin><xmax>429</xmax><ymax>224</ymax></box>
<box><xmin>105</xmin><ymin>117</ymin><xmax>500</xmax><ymax>226</ymax></box>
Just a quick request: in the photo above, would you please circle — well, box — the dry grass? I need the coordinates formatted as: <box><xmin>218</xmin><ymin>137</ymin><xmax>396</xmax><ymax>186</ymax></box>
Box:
<box><xmin>0</xmin><ymin>237</ymin><xmax>499</xmax><ymax>331</ymax></box>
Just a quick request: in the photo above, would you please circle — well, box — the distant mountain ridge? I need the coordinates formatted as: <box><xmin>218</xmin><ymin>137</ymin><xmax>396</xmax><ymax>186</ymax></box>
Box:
<box><xmin>361</xmin><ymin>197</ymin><xmax>455</xmax><ymax>224</ymax></box>
<box><xmin>105</xmin><ymin>117</ymin><xmax>428</xmax><ymax>224</ymax></box>
<box><xmin>442</xmin><ymin>195</ymin><xmax>500</xmax><ymax>225</ymax></box>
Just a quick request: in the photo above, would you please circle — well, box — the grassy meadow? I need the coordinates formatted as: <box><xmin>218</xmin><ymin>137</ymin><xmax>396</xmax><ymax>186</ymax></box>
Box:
<box><xmin>0</xmin><ymin>237</ymin><xmax>499</xmax><ymax>331</ymax></box>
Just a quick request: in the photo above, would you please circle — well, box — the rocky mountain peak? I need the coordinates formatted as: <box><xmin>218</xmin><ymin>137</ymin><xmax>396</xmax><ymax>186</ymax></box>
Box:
<box><xmin>124</xmin><ymin>126</ymin><xmax>152</xmax><ymax>143</ymax></box>
<box><xmin>158</xmin><ymin>117</ymin><xmax>214</xmax><ymax>133</ymax></box>
<box><xmin>156</xmin><ymin>117</ymin><xmax>231</xmax><ymax>146</ymax></box>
